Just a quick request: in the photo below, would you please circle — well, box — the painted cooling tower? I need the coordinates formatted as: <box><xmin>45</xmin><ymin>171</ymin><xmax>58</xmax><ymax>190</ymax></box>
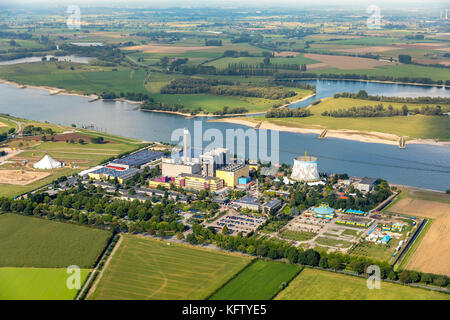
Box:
<box><xmin>291</xmin><ymin>154</ymin><xmax>319</xmax><ymax>182</ymax></box>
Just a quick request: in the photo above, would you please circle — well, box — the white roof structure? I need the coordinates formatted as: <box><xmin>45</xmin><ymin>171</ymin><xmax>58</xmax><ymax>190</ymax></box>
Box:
<box><xmin>33</xmin><ymin>154</ymin><xmax>63</xmax><ymax>169</ymax></box>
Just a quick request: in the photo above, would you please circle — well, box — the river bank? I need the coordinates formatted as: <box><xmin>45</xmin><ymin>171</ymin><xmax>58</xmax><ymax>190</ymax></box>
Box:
<box><xmin>210</xmin><ymin>117</ymin><xmax>450</xmax><ymax>147</ymax></box>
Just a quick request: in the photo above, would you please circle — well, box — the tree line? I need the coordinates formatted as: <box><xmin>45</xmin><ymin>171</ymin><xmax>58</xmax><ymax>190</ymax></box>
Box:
<box><xmin>185</xmin><ymin>223</ymin><xmax>449</xmax><ymax>289</ymax></box>
<box><xmin>265</xmin><ymin>108</ymin><xmax>311</xmax><ymax>118</ymax></box>
<box><xmin>321</xmin><ymin>104</ymin><xmax>444</xmax><ymax>118</ymax></box>
<box><xmin>275</xmin><ymin>72</ymin><xmax>450</xmax><ymax>86</ymax></box>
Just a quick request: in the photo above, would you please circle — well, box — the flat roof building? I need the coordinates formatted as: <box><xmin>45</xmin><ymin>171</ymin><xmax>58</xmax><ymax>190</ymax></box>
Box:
<box><xmin>175</xmin><ymin>173</ymin><xmax>224</xmax><ymax>191</ymax></box>
<box><xmin>216</xmin><ymin>163</ymin><xmax>249</xmax><ymax>187</ymax></box>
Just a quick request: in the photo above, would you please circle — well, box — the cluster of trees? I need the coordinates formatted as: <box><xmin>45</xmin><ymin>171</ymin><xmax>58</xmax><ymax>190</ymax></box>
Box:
<box><xmin>265</xmin><ymin>108</ymin><xmax>311</xmax><ymax>118</ymax></box>
<box><xmin>275</xmin><ymin>72</ymin><xmax>450</xmax><ymax>86</ymax></box>
<box><xmin>204</xmin><ymin>39</ymin><xmax>222</xmax><ymax>46</ymax></box>
<box><xmin>58</xmin><ymin>44</ymin><xmax>124</xmax><ymax>64</ymax></box>
<box><xmin>213</xmin><ymin>106</ymin><xmax>248</xmax><ymax>115</ymax></box>
<box><xmin>141</xmin><ymin>100</ymin><xmax>201</xmax><ymax>115</ymax></box>
<box><xmin>160</xmin><ymin>78</ymin><xmax>234</xmax><ymax>94</ymax></box>
<box><xmin>160</xmin><ymin>57</ymin><xmax>189</xmax><ymax>71</ymax></box>
<box><xmin>0</xmin><ymin>184</ymin><xmax>185</xmax><ymax>236</ymax></box>
<box><xmin>209</xmin><ymin>86</ymin><xmax>297</xmax><ymax>100</ymax></box>
<box><xmin>161</xmin><ymin>78</ymin><xmax>297</xmax><ymax>100</ymax></box>
<box><xmin>100</xmin><ymin>91</ymin><xmax>150</xmax><ymax>101</ymax></box>
<box><xmin>90</xmin><ymin>136</ymin><xmax>105</xmax><ymax>144</ymax></box>
<box><xmin>321</xmin><ymin>104</ymin><xmax>443</xmax><ymax>118</ymax></box>
<box><xmin>23</xmin><ymin>125</ymin><xmax>54</xmax><ymax>136</ymax></box>
<box><xmin>185</xmin><ymin>223</ymin><xmax>449</xmax><ymax>288</ymax></box>
<box><xmin>334</xmin><ymin>91</ymin><xmax>450</xmax><ymax>105</ymax></box>
<box><xmin>217</xmin><ymin>62</ymin><xmax>306</xmax><ymax>76</ymax></box>
<box><xmin>287</xmin><ymin>179</ymin><xmax>392</xmax><ymax>212</ymax></box>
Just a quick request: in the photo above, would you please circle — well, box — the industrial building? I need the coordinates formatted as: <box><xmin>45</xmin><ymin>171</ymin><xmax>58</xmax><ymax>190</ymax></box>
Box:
<box><xmin>107</xmin><ymin>150</ymin><xmax>163</xmax><ymax>170</ymax></box>
<box><xmin>88</xmin><ymin>166</ymin><xmax>140</xmax><ymax>183</ymax></box>
<box><xmin>175</xmin><ymin>173</ymin><xmax>224</xmax><ymax>191</ymax></box>
<box><xmin>356</xmin><ymin>177</ymin><xmax>377</xmax><ymax>193</ymax></box>
<box><xmin>216</xmin><ymin>163</ymin><xmax>249</xmax><ymax>187</ymax></box>
<box><xmin>232</xmin><ymin>196</ymin><xmax>261</xmax><ymax>211</ymax></box>
<box><xmin>200</xmin><ymin>148</ymin><xmax>230</xmax><ymax>177</ymax></box>
<box><xmin>290</xmin><ymin>152</ymin><xmax>320</xmax><ymax>182</ymax></box>
<box><xmin>263</xmin><ymin>199</ymin><xmax>282</xmax><ymax>214</ymax></box>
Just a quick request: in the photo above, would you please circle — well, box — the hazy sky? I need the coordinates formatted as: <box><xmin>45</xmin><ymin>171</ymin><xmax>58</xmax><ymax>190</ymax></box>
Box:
<box><xmin>2</xmin><ymin>0</ymin><xmax>448</xmax><ymax>9</ymax></box>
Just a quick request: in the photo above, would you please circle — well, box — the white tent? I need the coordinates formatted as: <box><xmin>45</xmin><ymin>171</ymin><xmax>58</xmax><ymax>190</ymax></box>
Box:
<box><xmin>33</xmin><ymin>154</ymin><xmax>63</xmax><ymax>169</ymax></box>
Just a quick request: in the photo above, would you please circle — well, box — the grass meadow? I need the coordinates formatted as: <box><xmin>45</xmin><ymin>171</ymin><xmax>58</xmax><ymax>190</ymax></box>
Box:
<box><xmin>275</xmin><ymin>268</ymin><xmax>450</xmax><ymax>300</ymax></box>
<box><xmin>91</xmin><ymin>235</ymin><xmax>252</xmax><ymax>300</ymax></box>
<box><xmin>0</xmin><ymin>213</ymin><xmax>112</xmax><ymax>268</ymax></box>
<box><xmin>0</xmin><ymin>267</ymin><xmax>90</xmax><ymax>300</ymax></box>
<box><xmin>209</xmin><ymin>260</ymin><xmax>302</xmax><ymax>300</ymax></box>
<box><xmin>257</xmin><ymin>97</ymin><xmax>450</xmax><ymax>141</ymax></box>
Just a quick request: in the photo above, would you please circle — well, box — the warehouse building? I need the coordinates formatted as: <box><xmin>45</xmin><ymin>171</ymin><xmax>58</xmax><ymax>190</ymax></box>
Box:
<box><xmin>107</xmin><ymin>150</ymin><xmax>164</xmax><ymax>170</ymax></box>
<box><xmin>216</xmin><ymin>163</ymin><xmax>249</xmax><ymax>187</ymax></box>
<box><xmin>175</xmin><ymin>173</ymin><xmax>224</xmax><ymax>191</ymax></box>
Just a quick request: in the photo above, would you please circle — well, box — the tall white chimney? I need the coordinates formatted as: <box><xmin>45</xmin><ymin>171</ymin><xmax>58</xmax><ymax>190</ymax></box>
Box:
<box><xmin>183</xmin><ymin>128</ymin><xmax>189</xmax><ymax>163</ymax></box>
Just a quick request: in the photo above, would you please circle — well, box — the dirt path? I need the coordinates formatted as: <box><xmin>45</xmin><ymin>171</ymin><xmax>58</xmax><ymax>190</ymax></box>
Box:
<box><xmin>84</xmin><ymin>234</ymin><xmax>123</xmax><ymax>300</ymax></box>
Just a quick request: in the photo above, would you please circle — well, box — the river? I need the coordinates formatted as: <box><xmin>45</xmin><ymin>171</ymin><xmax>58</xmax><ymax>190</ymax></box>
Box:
<box><xmin>0</xmin><ymin>80</ymin><xmax>449</xmax><ymax>191</ymax></box>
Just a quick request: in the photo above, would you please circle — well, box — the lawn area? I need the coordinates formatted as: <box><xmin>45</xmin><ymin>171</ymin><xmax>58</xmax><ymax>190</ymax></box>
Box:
<box><xmin>350</xmin><ymin>238</ymin><xmax>400</xmax><ymax>261</ymax></box>
<box><xmin>275</xmin><ymin>268</ymin><xmax>450</xmax><ymax>300</ymax></box>
<box><xmin>0</xmin><ymin>117</ymin><xmax>17</xmax><ymax>134</ymax></box>
<box><xmin>315</xmin><ymin>236</ymin><xmax>353</xmax><ymax>248</ymax></box>
<box><xmin>0</xmin><ymin>267</ymin><xmax>90</xmax><ymax>300</ymax></box>
<box><xmin>310</xmin><ymin>63</ymin><xmax>450</xmax><ymax>82</ymax></box>
<box><xmin>255</xmin><ymin>97</ymin><xmax>450</xmax><ymax>141</ymax></box>
<box><xmin>0</xmin><ymin>62</ymin><xmax>148</xmax><ymax>96</ymax></box>
<box><xmin>0</xmin><ymin>213</ymin><xmax>112</xmax><ymax>268</ymax></box>
<box><xmin>209</xmin><ymin>260</ymin><xmax>302</xmax><ymax>300</ymax></box>
<box><xmin>90</xmin><ymin>235</ymin><xmax>252</xmax><ymax>300</ymax></box>
<box><xmin>279</xmin><ymin>230</ymin><xmax>317</xmax><ymax>241</ymax></box>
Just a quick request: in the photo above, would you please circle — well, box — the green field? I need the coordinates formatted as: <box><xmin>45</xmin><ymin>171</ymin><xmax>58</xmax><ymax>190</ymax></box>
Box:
<box><xmin>255</xmin><ymin>97</ymin><xmax>450</xmax><ymax>141</ymax></box>
<box><xmin>0</xmin><ymin>267</ymin><xmax>90</xmax><ymax>300</ymax></box>
<box><xmin>0</xmin><ymin>63</ymin><xmax>148</xmax><ymax>95</ymax></box>
<box><xmin>91</xmin><ymin>235</ymin><xmax>252</xmax><ymax>300</ymax></box>
<box><xmin>310</xmin><ymin>64</ymin><xmax>450</xmax><ymax>82</ymax></box>
<box><xmin>279</xmin><ymin>230</ymin><xmax>317</xmax><ymax>241</ymax></box>
<box><xmin>275</xmin><ymin>268</ymin><xmax>450</xmax><ymax>300</ymax></box>
<box><xmin>0</xmin><ymin>213</ymin><xmax>112</xmax><ymax>268</ymax></box>
<box><xmin>209</xmin><ymin>260</ymin><xmax>302</xmax><ymax>300</ymax></box>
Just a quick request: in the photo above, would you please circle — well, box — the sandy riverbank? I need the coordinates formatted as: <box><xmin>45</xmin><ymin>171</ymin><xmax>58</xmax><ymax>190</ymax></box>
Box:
<box><xmin>210</xmin><ymin>117</ymin><xmax>450</xmax><ymax>147</ymax></box>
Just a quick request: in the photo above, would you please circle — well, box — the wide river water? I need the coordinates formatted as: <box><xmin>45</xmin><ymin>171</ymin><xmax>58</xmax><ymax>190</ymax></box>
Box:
<box><xmin>1</xmin><ymin>80</ymin><xmax>449</xmax><ymax>191</ymax></box>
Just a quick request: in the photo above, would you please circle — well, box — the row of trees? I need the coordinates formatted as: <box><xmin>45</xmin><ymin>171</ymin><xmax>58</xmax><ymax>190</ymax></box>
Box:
<box><xmin>161</xmin><ymin>78</ymin><xmax>297</xmax><ymax>100</ymax></box>
<box><xmin>265</xmin><ymin>108</ymin><xmax>311</xmax><ymax>118</ymax></box>
<box><xmin>334</xmin><ymin>91</ymin><xmax>450</xmax><ymax>105</ymax></box>
<box><xmin>213</xmin><ymin>106</ymin><xmax>248</xmax><ymax>115</ymax></box>
<box><xmin>321</xmin><ymin>104</ymin><xmax>444</xmax><ymax>118</ymax></box>
<box><xmin>186</xmin><ymin>223</ymin><xmax>449</xmax><ymax>288</ymax></box>
<box><xmin>275</xmin><ymin>72</ymin><xmax>450</xmax><ymax>86</ymax></box>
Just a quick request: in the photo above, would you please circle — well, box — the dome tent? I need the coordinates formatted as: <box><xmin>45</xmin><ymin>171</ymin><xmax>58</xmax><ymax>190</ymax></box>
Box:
<box><xmin>33</xmin><ymin>154</ymin><xmax>63</xmax><ymax>169</ymax></box>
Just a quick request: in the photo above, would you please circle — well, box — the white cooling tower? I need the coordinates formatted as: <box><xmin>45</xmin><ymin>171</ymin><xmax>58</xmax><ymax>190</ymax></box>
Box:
<box><xmin>291</xmin><ymin>155</ymin><xmax>319</xmax><ymax>182</ymax></box>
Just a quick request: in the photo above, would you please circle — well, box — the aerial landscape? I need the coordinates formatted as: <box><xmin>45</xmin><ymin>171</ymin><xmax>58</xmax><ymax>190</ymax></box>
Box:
<box><xmin>0</xmin><ymin>0</ymin><xmax>449</xmax><ymax>307</ymax></box>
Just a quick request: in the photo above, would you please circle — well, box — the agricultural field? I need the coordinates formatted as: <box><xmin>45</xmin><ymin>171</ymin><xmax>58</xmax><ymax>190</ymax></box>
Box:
<box><xmin>209</xmin><ymin>260</ymin><xmax>302</xmax><ymax>300</ymax></box>
<box><xmin>386</xmin><ymin>188</ymin><xmax>450</xmax><ymax>276</ymax></box>
<box><xmin>0</xmin><ymin>115</ymin><xmax>143</xmax><ymax>197</ymax></box>
<box><xmin>0</xmin><ymin>267</ymin><xmax>90</xmax><ymax>300</ymax></box>
<box><xmin>275</xmin><ymin>268</ymin><xmax>450</xmax><ymax>300</ymax></box>
<box><xmin>0</xmin><ymin>213</ymin><xmax>112</xmax><ymax>268</ymax></box>
<box><xmin>253</xmin><ymin>97</ymin><xmax>450</xmax><ymax>141</ymax></box>
<box><xmin>90</xmin><ymin>235</ymin><xmax>252</xmax><ymax>300</ymax></box>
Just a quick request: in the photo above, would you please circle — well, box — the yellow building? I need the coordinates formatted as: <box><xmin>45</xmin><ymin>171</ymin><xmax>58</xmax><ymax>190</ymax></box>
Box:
<box><xmin>175</xmin><ymin>173</ymin><xmax>224</xmax><ymax>191</ymax></box>
<box><xmin>249</xmin><ymin>163</ymin><xmax>259</xmax><ymax>171</ymax></box>
<box><xmin>216</xmin><ymin>164</ymin><xmax>249</xmax><ymax>187</ymax></box>
<box><xmin>148</xmin><ymin>180</ymin><xmax>172</xmax><ymax>189</ymax></box>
